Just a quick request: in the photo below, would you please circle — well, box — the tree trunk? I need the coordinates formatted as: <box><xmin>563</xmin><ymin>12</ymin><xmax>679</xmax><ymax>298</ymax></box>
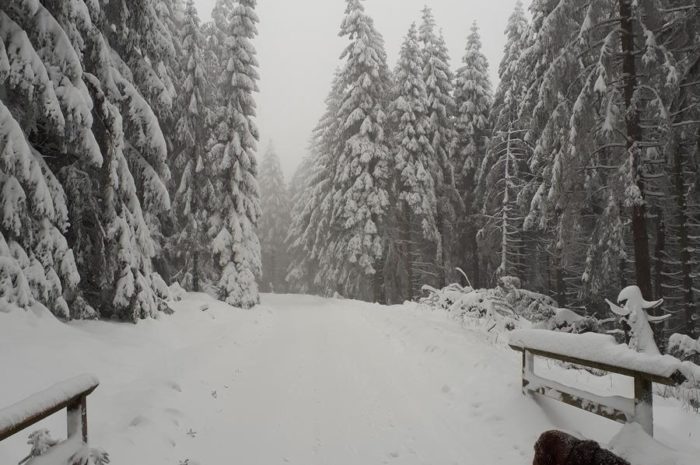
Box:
<box><xmin>193</xmin><ymin>251</ymin><xmax>200</xmax><ymax>292</ymax></box>
<box><xmin>403</xmin><ymin>209</ymin><xmax>415</xmax><ymax>300</ymax></box>
<box><xmin>653</xmin><ymin>216</ymin><xmax>665</xmax><ymax>346</ymax></box>
<box><xmin>555</xmin><ymin>251</ymin><xmax>567</xmax><ymax>308</ymax></box>
<box><xmin>470</xmin><ymin>223</ymin><xmax>480</xmax><ymax>289</ymax></box>
<box><xmin>619</xmin><ymin>0</ymin><xmax>653</xmax><ymax>301</ymax></box>
<box><xmin>373</xmin><ymin>253</ymin><xmax>386</xmax><ymax>304</ymax></box>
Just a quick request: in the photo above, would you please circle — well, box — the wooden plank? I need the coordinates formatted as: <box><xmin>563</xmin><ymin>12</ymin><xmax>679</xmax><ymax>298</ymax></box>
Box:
<box><xmin>523</xmin><ymin>373</ymin><xmax>634</xmax><ymax>424</ymax></box>
<box><xmin>0</xmin><ymin>385</ymin><xmax>97</xmax><ymax>441</ymax></box>
<box><xmin>509</xmin><ymin>344</ymin><xmax>683</xmax><ymax>385</ymax></box>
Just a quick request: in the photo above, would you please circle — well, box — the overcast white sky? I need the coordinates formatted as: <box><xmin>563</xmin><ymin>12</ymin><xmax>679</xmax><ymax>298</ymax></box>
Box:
<box><xmin>193</xmin><ymin>0</ymin><xmax>522</xmax><ymax>179</ymax></box>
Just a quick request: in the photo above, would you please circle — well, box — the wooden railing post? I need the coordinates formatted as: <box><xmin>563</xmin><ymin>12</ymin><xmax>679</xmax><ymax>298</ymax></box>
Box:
<box><xmin>522</xmin><ymin>350</ymin><xmax>534</xmax><ymax>393</ymax></box>
<box><xmin>633</xmin><ymin>376</ymin><xmax>654</xmax><ymax>436</ymax></box>
<box><xmin>66</xmin><ymin>395</ymin><xmax>88</xmax><ymax>443</ymax></box>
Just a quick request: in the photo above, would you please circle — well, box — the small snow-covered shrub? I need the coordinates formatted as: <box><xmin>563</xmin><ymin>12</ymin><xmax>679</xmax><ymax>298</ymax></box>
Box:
<box><xmin>70</xmin><ymin>295</ymin><xmax>98</xmax><ymax>320</ymax></box>
<box><xmin>495</xmin><ymin>276</ymin><xmax>559</xmax><ymax>322</ymax></box>
<box><xmin>22</xmin><ymin>429</ymin><xmax>109</xmax><ymax>465</ymax></box>
<box><xmin>506</xmin><ymin>288</ymin><xmax>558</xmax><ymax>322</ymax></box>
<box><xmin>420</xmin><ymin>283</ymin><xmax>523</xmax><ymax>332</ymax></box>
<box><xmin>667</xmin><ymin>333</ymin><xmax>700</xmax><ymax>365</ymax></box>
<box><xmin>542</xmin><ymin>308</ymin><xmax>601</xmax><ymax>334</ymax></box>
<box><xmin>658</xmin><ymin>334</ymin><xmax>700</xmax><ymax>411</ymax></box>
<box><xmin>25</xmin><ymin>429</ymin><xmax>59</xmax><ymax>458</ymax></box>
<box><xmin>168</xmin><ymin>281</ymin><xmax>187</xmax><ymax>302</ymax></box>
<box><xmin>420</xmin><ymin>277</ymin><xmax>563</xmax><ymax>332</ymax></box>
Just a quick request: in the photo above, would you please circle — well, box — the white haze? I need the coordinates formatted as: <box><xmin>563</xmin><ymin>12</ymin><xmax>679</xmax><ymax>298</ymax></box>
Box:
<box><xmin>194</xmin><ymin>0</ymin><xmax>521</xmax><ymax>179</ymax></box>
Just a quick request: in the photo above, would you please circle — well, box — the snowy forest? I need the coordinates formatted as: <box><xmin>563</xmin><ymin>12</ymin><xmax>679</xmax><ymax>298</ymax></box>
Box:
<box><xmin>2</xmin><ymin>0</ymin><xmax>700</xmax><ymax>464</ymax></box>
<box><xmin>282</xmin><ymin>0</ymin><xmax>700</xmax><ymax>342</ymax></box>
<box><xmin>0</xmin><ymin>0</ymin><xmax>262</xmax><ymax>320</ymax></box>
<box><xmin>1</xmin><ymin>0</ymin><xmax>699</xmax><ymax>338</ymax></box>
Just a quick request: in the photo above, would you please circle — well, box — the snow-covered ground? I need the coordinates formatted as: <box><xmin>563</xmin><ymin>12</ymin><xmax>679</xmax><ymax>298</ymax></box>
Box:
<box><xmin>1</xmin><ymin>294</ymin><xmax>698</xmax><ymax>464</ymax></box>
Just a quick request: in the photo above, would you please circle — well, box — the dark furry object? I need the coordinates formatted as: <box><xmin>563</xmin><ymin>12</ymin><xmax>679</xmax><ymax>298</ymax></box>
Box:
<box><xmin>533</xmin><ymin>430</ymin><xmax>630</xmax><ymax>465</ymax></box>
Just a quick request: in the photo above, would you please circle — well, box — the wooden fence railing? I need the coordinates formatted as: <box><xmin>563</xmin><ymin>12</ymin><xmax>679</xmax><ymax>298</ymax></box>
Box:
<box><xmin>0</xmin><ymin>375</ymin><xmax>99</xmax><ymax>461</ymax></box>
<box><xmin>509</xmin><ymin>330</ymin><xmax>685</xmax><ymax>436</ymax></box>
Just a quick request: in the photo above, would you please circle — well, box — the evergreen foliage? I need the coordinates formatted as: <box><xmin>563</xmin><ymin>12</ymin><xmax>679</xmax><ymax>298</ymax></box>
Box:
<box><xmin>0</xmin><ymin>0</ymin><xmax>264</xmax><ymax>319</ymax></box>
<box><xmin>258</xmin><ymin>143</ymin><xmax>290</xmax><ymax>293</ymax></box>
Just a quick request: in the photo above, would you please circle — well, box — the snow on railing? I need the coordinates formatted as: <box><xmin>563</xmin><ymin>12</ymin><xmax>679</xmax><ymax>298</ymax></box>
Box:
<box><xmin>0</xmin><ymin>373</ymin><xmax>100</xmax><ymax>464</ymax></box>
<box><xmin>509</xmin><ymin>330</ymin><xmax>684</xmax><ymax>379</ymax></box>
<box><xmin>509</xmin><ymin>329</ymin><xmax>687</xmax><ymax>436</ymax></box>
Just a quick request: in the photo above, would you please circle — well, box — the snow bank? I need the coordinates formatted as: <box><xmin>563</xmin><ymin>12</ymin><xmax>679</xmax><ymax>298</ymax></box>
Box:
<box><xmin>509</xmin><ymin>329</ymin><xmax>684</xmax><ymax>378</ymax></box>
<box><xmin>609</xmin><ymin>423</ymin><xmax>698</xmax><ymax>465</ymax></box>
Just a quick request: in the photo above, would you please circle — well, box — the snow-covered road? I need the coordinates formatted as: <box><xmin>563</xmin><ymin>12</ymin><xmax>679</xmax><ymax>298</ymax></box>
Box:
<box><xmin>1</xmin><ymin>293</ymin><xmax>699</xmax><ymax>464</ymax></box>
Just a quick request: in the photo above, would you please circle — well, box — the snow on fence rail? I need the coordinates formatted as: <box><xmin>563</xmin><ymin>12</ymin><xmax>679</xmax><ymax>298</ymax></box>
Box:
<box><xmin>509</xmin><ymin>329</ymin><xmax>686</xmax><ymax>437</ymax></box>
<box><xmin>0</xmin><ymin>374</ymin><xmax>99</xmax><ymax>445</ymax></box>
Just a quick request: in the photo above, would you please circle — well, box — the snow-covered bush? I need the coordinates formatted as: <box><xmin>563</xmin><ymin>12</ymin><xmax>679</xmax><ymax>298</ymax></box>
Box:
<box><xmin>659</xmin><ymin>334</ymin><xmax>700</xmax><ymax>410</ymax></box>
<box><xmin>419</xmin><ymin>282</ymin><xmax>524</xmax><ymax>332</ymax></box>
<box><xmin>22</xmin><ymin>429</ymin><xmax>109</xmax><ymax>465</ymax></box>
<box><xmin>168</xmin><ymin>282</ymin><xmax>187</xmax><ymax>302</ymax></box>
<box><xmin>541</xmin><ymin>308</ymin><xmax>602</xmax><ymax>334</ymax></box>
<box><xmin>25</xmin><ymin>429</ymin><xmax>59</xmax><ymax>458</ymax></box>
<box><xmin>667</xmin><ymin>334</ymin><xmax>700</xmax><ymax>365</ymax></box>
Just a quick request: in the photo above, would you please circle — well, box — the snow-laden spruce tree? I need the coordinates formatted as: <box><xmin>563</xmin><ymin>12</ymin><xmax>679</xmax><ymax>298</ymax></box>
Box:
<box><xmin>285</xmin><ymin>153</ymin><xmax>315</xmax><ymax>293</ymax></box>
<box><xmin>320</xmin><ymin>0</ymin><xmax>392</xmax><ymax>301</ymax></box>
<box><xmin>170</xmin><ymin>0</ymin><xmax>215</xmax><ymax>292</ymax></box>
<box><xmin>102</xmin><ymin>0</ymin><xmax>176</xmax><ymax>273</ymax></box>
<box><xmin>418</xmin><ymin>6</ymin><xmax>460</xmax><ymax>287</ymax></box>
<box><xmin>453</xmin><ymin>21</ymin><xmax>492</xmax><ymax>288</ymax></box>
<box><xmin>0</xmin><ymin>6</ymin><xmax>89</xmax><ymax>317</ymax></box>
<box><xmin>103</xmin><ymin>0</ymin><xmax>178</xmax><ymax>122</ymax></box>
<box><xmin>570</xmin><ymin>0</ymin><xmax>700</xmax><ymax>338</ymax></box>
<box><xmin>1</xmin><ymin>0</ymin><xmax>174</xmax><ymax>321</ymax></box>
<box><xmin>286</xmin><ymin>71</ymin><xmax>345</xmax><ymax>295</ymax></box>
<box><xmin>208</xmin><ymin>0</ymin><xmax>262</xmax><ymax>308</ymax></box>
<box><xmin>501</xmin><ymin>0</ymin><xmax>700</xmax><ymax>334</ymax></box>
<box><xmin>258</xmin><ymin>143</ymin><xmax>290</xmax><ymax>293</ymax></box>
<box><xmin>387</xmin><ymin>23</ymin><xmax>440</xmax><ymax>301</ymax></box>
<box><xmin>0</xmin><ymin>100</ymin><xmax>79</xmax><ymax>317</ymax></box>
<box><xmin>659</xmin><ymin>2</ymin><xmax>700</xmax><ymax>338</ymax></box>
<box><xmin>475</xmin><ymin>0</ymin><xmax>530</xmax><ymax>285</ymax></box>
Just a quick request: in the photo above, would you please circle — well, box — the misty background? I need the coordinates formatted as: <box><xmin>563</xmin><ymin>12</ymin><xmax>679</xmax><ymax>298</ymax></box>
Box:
<box><xmin>193</xmin><ymin>0</ymin><xmax>520</xmax><ymax>178</ymax></box>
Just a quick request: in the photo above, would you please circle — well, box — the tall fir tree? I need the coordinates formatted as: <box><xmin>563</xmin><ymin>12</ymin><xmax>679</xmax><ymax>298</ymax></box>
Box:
<box><xmin>170</xmin><ymin>0</ymin><xmax>214</xmax><ymax>292</ymax></box>
<box><xmin>419</xmin><ymin>7</ymin><xmax>459</xmax><ymax>287</ymax></box>
<box><xmin>1</xmin><ymin>0</ymin><xmax>175</xmax><ymax>320</ymax></box>
<box><xmin>319</xmin><ymin>0</ymin><xmax>392</xmax><ymax>301</ymax></box>
<box><xmin>386</xmin><ymin>23</ymin><xmax>440</xmax><ymax>301</ymax></box>
<box><xmin>258</xmin><ymin>142</ymin><xmax>290</xmax><ymax>293</ymax></box>
<box><xmin>476</xmin><ymin>0</ymin><xmax>530</xmax><ymax>286</ymax></box>
<box><xmin>286</xmin><ymin>71</ymin><xmax>344</xmax><ymax>295</ymax></box>
<box><xmin>453</xmin><ymin>21</ymin><xmax>492</xmax><ymax>288</ymax></box>
<box><xmin>209</xmin><ymin>0</ymin><xmax>262</xmax><ymax>308</ymax></box>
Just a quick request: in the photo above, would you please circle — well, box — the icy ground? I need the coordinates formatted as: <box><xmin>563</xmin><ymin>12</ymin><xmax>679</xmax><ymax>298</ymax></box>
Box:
<box><xmin>1</xmin><ymin>294</ymin><xmax>699</xmax><ymax>464</ymax></box>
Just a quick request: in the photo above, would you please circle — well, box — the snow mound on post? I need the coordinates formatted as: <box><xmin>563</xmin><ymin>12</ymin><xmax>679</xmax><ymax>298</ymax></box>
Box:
<box><xmin>509</xmin><ymin>329</ymin><xmax>683</xmax><ymax>378</ymax></box>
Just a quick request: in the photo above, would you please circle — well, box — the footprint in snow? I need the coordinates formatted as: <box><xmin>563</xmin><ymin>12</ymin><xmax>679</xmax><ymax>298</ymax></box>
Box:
<box><xmin>167</xmin><ymin>381</ymin><xmax>183</xmax><ymax>392</ymax></box>
<box><xmin>129</xmin><ymin>415</ymin><xmax>150</xmax><ymax>427</ymax></box>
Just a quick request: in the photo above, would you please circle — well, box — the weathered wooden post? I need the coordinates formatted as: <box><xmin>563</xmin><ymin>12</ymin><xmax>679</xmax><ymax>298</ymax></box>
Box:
<box><xmin>522</xmin><ymin>350</ymin><xmax>534</xmax><ymax>393</ymax></box>
<box><xmin>633</xmin><ymin>376</ymin><xmax>654</xmax><ymax>436</ymax></box>
<box><xmin>66</xmin><ymin>395</ymin><xmax>89</xmax><ymax>443</ymax></box>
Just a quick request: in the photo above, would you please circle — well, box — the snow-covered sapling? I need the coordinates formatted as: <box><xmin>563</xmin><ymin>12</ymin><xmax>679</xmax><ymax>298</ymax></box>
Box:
<box><xmin>606</xmin><ymin>286</ymin><xmax>670</xmax><ymax>355</ymax></box>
